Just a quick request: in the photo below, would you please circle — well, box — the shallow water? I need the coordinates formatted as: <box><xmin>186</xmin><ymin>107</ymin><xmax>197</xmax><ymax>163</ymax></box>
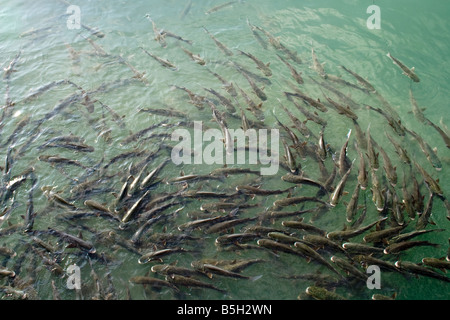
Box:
<box><xmin>0</xmin><ymin>0</ymin><xmax>449</xmax><ymax>300</ymax></box>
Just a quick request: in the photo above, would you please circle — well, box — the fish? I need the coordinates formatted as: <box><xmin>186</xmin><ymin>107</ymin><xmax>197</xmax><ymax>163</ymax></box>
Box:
<box><xmin>330</xmin><ymin>256</ymin><xmax>367</xmax><ymax>281</ymax></box>
<box><xmin>378</xmin><ymin>146</ymin><xmax>398</xmax><ymax>187</ymax></box>
<box><xmin>81</xmin><ymin>23</ymin><xmax>105</xmax><ymax>38</ymax></box>
<box><xmin>277</xmin><ymin>54</ymin><xmax>303</xmax><ymax>84</ymax></box>
<box><xmin>144</xmin><ymin>14</ymin><xmax>167</xmax><ymax>47</ymax></box>
<box><xmin>209</xmin><ymin>167</ymin><xmax>260</xmax><ymax>177</ymax></box>
<box><xmin>237</xmin><ymin>49</ymin><xmax>272</xmax><ymax>77</ymax></box>
<box><xmin>47</xmin><ymin>227</ymin><xmax>95</xmax><ymax>253</ymax></box>
<box><xmin>363</xmin><ymin>225</ymin><xmax>406</xmax><ymax>243</ymax></box>
<box><xmin>273</xmin><ymin>196</ymin><xmax>329</xmax><ymax>210</ymax></box>
<box><xmin>326</xmin><ymin>217</ymin><xmax>388</xmax><ymax>241</ymax></box>
<box><xmin>366</xmin><ymin>104</ymin><xmax>405</xmax><ymax>136</ymax></box>
<box><xmin>389</xmin><ymin>229</ymin><xmax>444</xmax><ymax>243</ymax></box>
<box><xmin>338</xmin><ymin>129</ymin><xmax>352</xmax><ymax>177</ymax></box>
<box><xmin>138</xmin><ymin>247</ymin><xmax>190</xmax><ymax>264</ymax></box>
<box><xmin>282</xmin><ymin>218</ymin><xmax>327</xmax><ymax>236</ymax></box>
<box><xmin>151</xmin><ymin>263</ymin><xmax>207</xmax><ymax>278</ymax></box>
<box><xmin>204</xmin><ymin>87</ymin><xmax>236</xmax><ymax>113</ymax></box>
<box><xmin>424</xmin><ymin>118</ymin><xmax>450</xmax><ymax>149</ymax></box>
<box><xmin>321</xmin><ymin>91</ymin><xmax>358</xmax><ymax>120</ymax></box>
<box><xmin>409</xmin><ymin>89</ymin><xmax>427</xmax><ymax>124</ymax></box>
<box><xmin>120</xmin><ymin>190</ymin><xmax>151</xmax><ymax>224</ymax></box>
<box><xmin>365</xmin><ymin>126</ymin><xmax>379</xmax><ymax>171</ymax></box>
<box><xmin>394</xmin><ymin>261</ymin><xmax>450</xmax><ymax>283</ymax></box>
<box><xmin>246</xmin><ymin>18</ymin><xmax>268</xmax><ymax>50</ymax></box>
<box><xmin>180</xmin><ymin>46</ymin><xmax>206</xmax><ymax>65</ymax></box>
<box><xmin>3</xmin><ymin>51</ymin><xmax>21</xmax><ymax>80</ymax></box>
<box><xmin>129</xmin><ymin>276</ymin><xmax>179</xmax><ymax>292</ymax></box>
<box><xmin>284</xmin><ymin>90</ymin><xmax>328</xmax><ymax>113</ymax></box>
<box><xmin>166</xmin><ymin>274</ymin><xmax>226</xmax><ymax>293</ymax></box>
<box><xmin>140</xmin><ymin>47</ymin><xmax>177</xmax><ymax>70</ymax></box>
<box><xmin>302</xmin><ymin>234</ymin><xmax>348</xmax><ymax>255</ymax></box>
<box><xmin>385</xmin><ymin>133</ymin><xmax>411</xmax><ymax>164</ymax></box>
<box><xmin>413</xmin><ymin>160</ymin><xmax>443</xmax><ymax>196</ymax></box>
<box><xmin>38</xmin><ymin>155</ymin><xmax>89</xmax><ymax>170</ymax></box>
<box><xmin>205</xmin><ymin>216</ymin><xmax>257</xmax><ymax>234</ymax></box>
<box><xmin>281</xmin><ymin>174</ymin><xmax>328</xmax><ymax>194</ymax></box>
<box><xmin>206</xmin><ymin>68</ymin><xmax>238</xmax><ymax>98</ymax></box>
<box><xmin>215</xmin><ymin>232</ymin><xmax>260</xmax><ymax>246</ymax></box>
<box><xmin>191</xmin><ymin>262</ymin><xmax>259</xmax><ymax>280</ymax></box>
<box><xmin>293</xmin><ymin>242</ymin><xmax>343</xmax><ymax>277</ymax></box>
<box><xmin>311</xmin><ymin>47</ymin><xmax>327</xmax><ymax>79</ymax></box>
<box><xmin>391</xmin><ymin>189</ymin><xmax>405</xmax><ymax>226</ymax></box>
<box><xmin>386</xmin><ymin>52</ymin><xmax>420</xmax><ymax>82</ymax></box>
<box><xmin>341</xmin><ymin>242</ymin><xmax>384</xmax><ymax>255</ymax></box>
<box><xmin>81</xmin><ymin>35</ymin><xmax>109</xmax><ymax>57</ymax></box>
<box><xmin>162</xmin><ymin>30</ymin><xmax>193</xmax><ymax>45</ymax></box>
<box><xmin>421</xmin><ymin>258</ymin><xmax>450</xmax><ymax>272</ymax></box>
<box><xmin>256</xmin><ymin>239</ymin><xmax>307</xmax><ymax>258</ymax></box>
<box><xmin>415</xmin><ymin>192</ymin><xmax>434</xmax><ymax>230</ymax></box>
<box><xmin>140</xmin><ymin>159</ymin><xmax>170</xmax><ymax>190</ymax></box>
<box><xmin>238</xmin><ymin>69</ymin><xmax>267</xmax><ymax>101</ymax></box>
<box><xmin>205</xmin><ymin>1</ymin><xmax>237</xmax><ymax>14</ymax></box>
<box><xmin>304</xmin><ymin>286</ymin><xmax>347</xmax><ymax>300</ymax></box>
<box><xmin>285</xmin><ymin>93</ymin><xmax>327</xmax><ymax>127</ymax></box>
<box><xmin>180</xmin><ymin>0</ymin><xmax>192</xmax><ymax>19</ymax></box>
<box><xmin>235</xmin><ymin>84</ymin><xmax>265</xmax><ymax>121</ymax></box>
<box><xmin>282</xmin><ymin>139</ymin><xmax>299</xmax><ymax>174</ymax></box>
<box><xmin>329</xmin><ymin>161</ymin><xmax>354</xmax><ymax>208</ymax></box>
<box><xmin>354</xmin><ymin>142</ymin><xmax>368</xmax><ymax>190</ymax></box>
<box><xmin>203</xmin><ymin>26</ymin><xmax>233</xmax><ymax>56</ymax></box>
<box><xmin>236</xmin><ymin>185</ymin><xmax>292</xmax><ymax>196</ymax></box>
<box><xmin>326</xmin><ymin>74</ymin><xmax>369</xmax><ymax>94</ymax></box>
<box><xmin>340</xmin><ymin>65</ymin><xmax>376</xmax><ymax>93</ymax></box>
<box><xmin>345</xmin><ymin>183</ymin><xmax>361</xmax><ymax>223</ymax></box>
<box><xmin>253</xmin><ymin>25</ymin><xmax>282</xmax><ymax>50</ymax></box>
<box><xmin>267</xmin><ymin>232</ymin><xmax>303</xmax><ymax>244</ymax></box>
<box><xmin>384</xmin><ymin>240</ymin><xmax>439</xmax><ymax>255</ymax></box>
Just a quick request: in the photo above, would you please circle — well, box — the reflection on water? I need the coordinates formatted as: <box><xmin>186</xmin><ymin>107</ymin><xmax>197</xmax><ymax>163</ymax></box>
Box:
<box><xmin>0</xmin><ymin>0</ymin><xmax>449</xmax><ymax>300</ymax></box>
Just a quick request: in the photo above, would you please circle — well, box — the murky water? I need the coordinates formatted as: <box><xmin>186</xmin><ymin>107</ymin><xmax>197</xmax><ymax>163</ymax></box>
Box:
<box><xmin>0</xmin><ymin>0</ymin><xmax>449</xmax><ymax>300</ymax></box>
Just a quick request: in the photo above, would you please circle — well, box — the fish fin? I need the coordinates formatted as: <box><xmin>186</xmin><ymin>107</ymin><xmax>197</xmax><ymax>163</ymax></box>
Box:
<box><xmin>66</xmin><ymin>243</ymin><xmax>77</xmax><ymax>249</ymax></box>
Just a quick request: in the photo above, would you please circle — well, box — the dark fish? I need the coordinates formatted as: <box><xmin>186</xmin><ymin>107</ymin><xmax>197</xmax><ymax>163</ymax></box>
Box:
<box><xmin>167</xmin><ymin>274</ymin><xmax>226</xmax><ymax>293</ymax></box>
<box><xmin>282</xmin><ymin>218</ymin><xmax>327</xmax><ymax>236</ymax></box>
<box><xmin>304</xmin><ymin>286</ymin><xmax>347</xmax><ymax>300</ymax></box>
<box><xmin>329</xmin><ymin>161</ymin><xmax>354</xmax><ymax>208</ymax></box>
<box><xmin>138</xmin><ymin>247</ymin><xmax>190</xmax><ymax>264</ymax></box>
<box><xmin>363</xmin><ymin>225</ymin><xmax>406</xmax><ymax>243</ymax></box>
<box><xmin>203</xmin><ymin>26</ymin><xmax>233</xmax><ymax>56</ymax></box>
<box><xmin>326</xmin><ymin>217</ymin><xmax>388</xmax><ymax>241</ymax></box>
<box><xmin>246</xmin><ymin>18</ymin><xmax>268</xmax><ymax>50</ymax></box>
<box><xmin>237</xmin><ymin>49</ymin><xmax>272</xmax><ymax>77</ymax></box>
<box><xmin>284</xmin><ymin>90</ymin><xmax>328</xmax><ymax>113</ymax></box>
<box><xmin>277</xmin><ymin>54</ymin><xmax>303</xmax><ymax>84</ymax></box>
<box><xmin>129</xmin><ymin>276</ymin><xmax>179</xmax><ymax>291</ymax></box>
<box><xmin>273</xmin><ymin>196</ymin><xmax>329</xmax><ymax>209</ymax></box>
<box><xmin>394</xmin><ymin>261</ymin><xmax>450</xmax><ymax>283</ymax></box>
<box><xmin>140</xmin><ymin>47</ymin><xmax>177</xmax><ymax>70</ymax></box>
<box><xmin>47</xmin><ymin>228</ymin><xmax>95</xmax><ymax>253</ymax></box>
<box><xmin>205</xmin><ymin>1</ymin><xmax>237</xmax><ymax>14</ymax></box>
<box><xmin>238</xmin><ymin>69</ymin><xmax>267</xmax><ymax>101</ymax></box>
<box><xmin>384</xmin><ymin>240</ymin><xmax>439</xmax><ymax>255</ymax></box>
<box><xmin>340</xmin><ymin>65</ymin><xmax>376</xmax><ymax>93</ymax></box>
<box><xmin>387</xmin><ymin>52</ymin><xmax>420</xmax><ymax>82</ymax></box>
<box><xmin>294</xmin><ymin>242</ymin><xmax>343</xmax><ymax>277</ymax></box>
<box><xmin>180</xmin><ymin>46</ymin><xmax>205</xmax><ymax>65</ymax></box>
<box><xmin>385</xmin><ymin>133</ymin><xmax>411</xmax><ymax>164</ymax></box>
<box><xmin>330</xmin><ymin>256</ymin><xmax>367</xmax><ymax>281</ymax></box>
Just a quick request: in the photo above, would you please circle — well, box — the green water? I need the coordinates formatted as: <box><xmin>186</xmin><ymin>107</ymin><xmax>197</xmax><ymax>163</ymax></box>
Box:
<box><xmin>0</xmin><ymin>0</ymin><xmax>449</xmax><ymax>300</ymax></box>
